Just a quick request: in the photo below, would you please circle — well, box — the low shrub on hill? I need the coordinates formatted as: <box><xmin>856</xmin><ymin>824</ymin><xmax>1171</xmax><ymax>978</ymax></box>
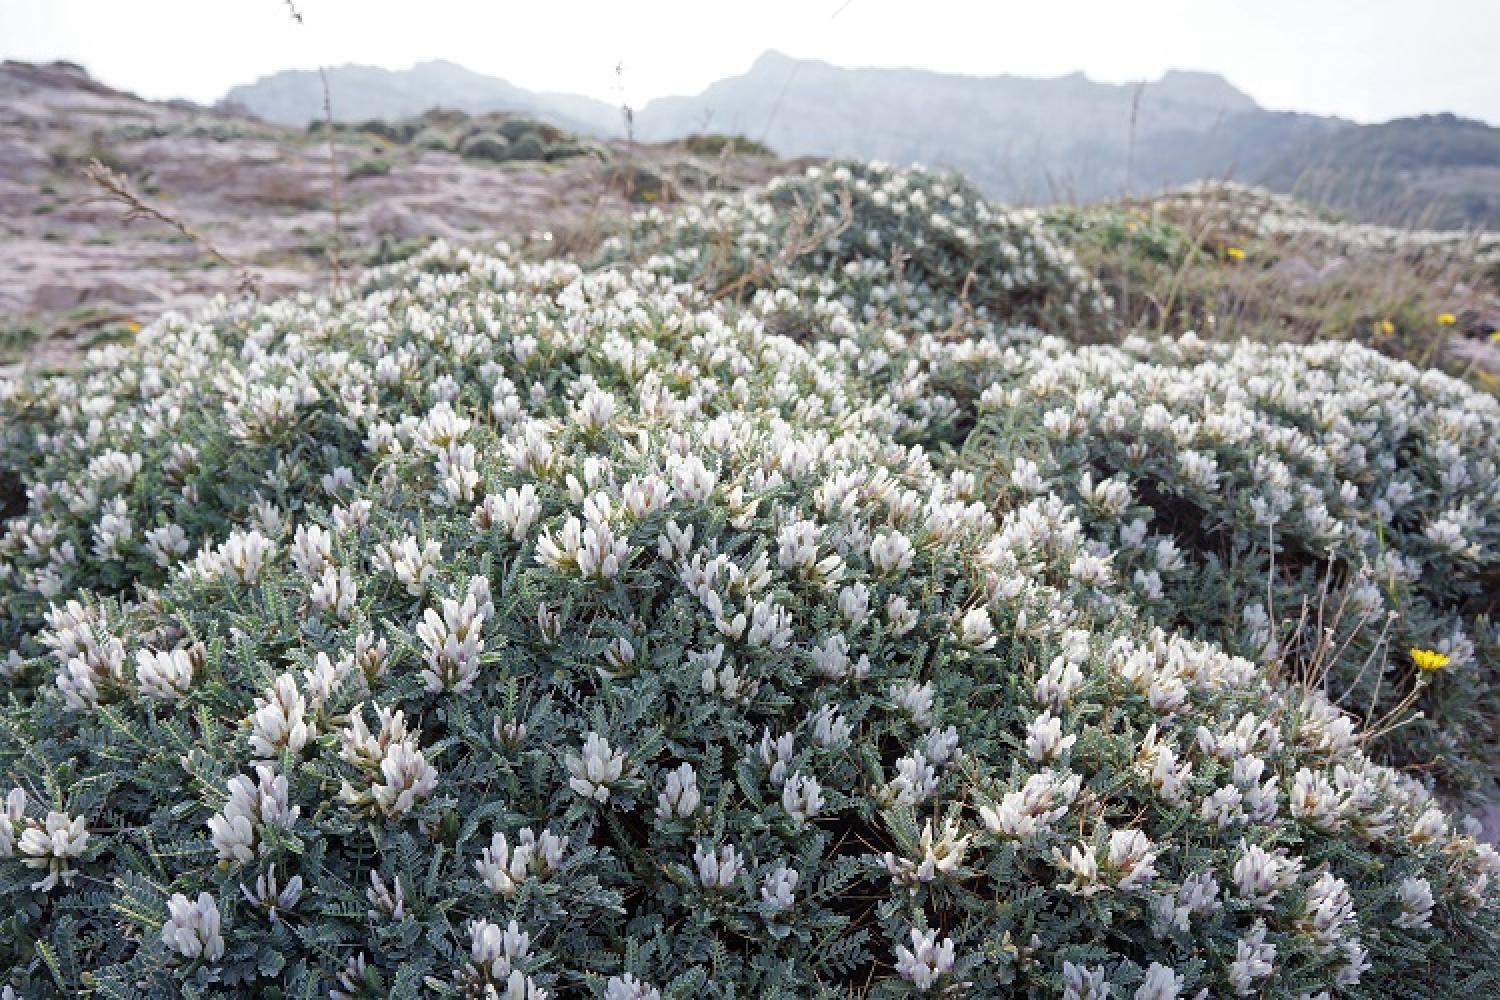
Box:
<box><xmin>0</xmin><ymin>167</ymin><xmax>1496</xmax><ymax>998</ymax></box>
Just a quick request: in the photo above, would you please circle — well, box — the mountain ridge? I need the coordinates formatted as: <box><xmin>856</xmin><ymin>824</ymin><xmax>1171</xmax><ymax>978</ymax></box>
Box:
<box><xmin>217</xmin><ymin>52</ymin><xmax>1500</xmax><ymax>222</ymax></box>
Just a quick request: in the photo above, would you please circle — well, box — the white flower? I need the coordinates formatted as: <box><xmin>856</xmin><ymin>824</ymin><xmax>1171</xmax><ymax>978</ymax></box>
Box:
<box><xmin>371</xmin><ymin>741</ymin><xmax>439</xmax><ymax>818</ymax></box>
<box><xmin>693</xmin><ymin>843</ymin><xmax>744</xmax><ymax>890</ymax></box>
<box><xmin>1394</xmin><ymin>876</ymin><xmax>1434</xmax><ymax>930</ymax></box>
<box><xmin>1025</xmin><ymin>710</ymin><xmax>1076</xmax><ymax>762</ymax></box>
<box><xmin>336</xmin><ymin>702</ymin><xmax>438</xmax><ymax>818</ymax></box>
<box><xmin>473</xmin><ymin>484</ymin><xmax>542</xmax><ymax>541</ymax></box>
<box><xmin>810</xmin><ymin>634</ymin><xmax>852</xmax><ymax>680</ymax></box>
<box><xmin>217</xmin><ymin>528</ymin><xmax>275</xmax><ymax>584</ymax></box>
<box><xmin>1063</xmin><ymin>961</ymin><xmax>1111</xmax><ymax>1000</ymax></box>
<box><xmin>759</xmin><ymin>728</ymin><xmax>795</xmax><ymax>786</ymax></box>
<box><xmin>1107</xmin><ymin>829</ymin><xmax>1158</xmax><ymax>891</ymax></box>
<box><xmin>135</xmin><ymin>647</ymin><xmax>194</xmax><ymax>701</ymax></box>
<box><xmin>1200</xmin><ymin>784</ymin><xmax>1245</xmax><ymax>829</ymax></box>
<box><xmin>1298</xmin><ymin>872</ymin><xmax>1357</xmax><ymax>952</ymax></box>
<box><xmin>884</xmin><ymin>817</ymin><xmax>972</xmax><ymax>886</ymax></box>
<box><xmin>656</xmin><ymin>762</ymin><xmax>701</xmax><ymax>820</ymax></box>
<box><xmin>367</xmin><ymin>871</ymin><xmax>405</xmax><ymax>920</ymax></box>
<box><xmin>890</xmin><ymin>680</ymin><xmax>934</xmax><ymax>726</ymax></box>
<box><xmin>838</xmin><ymin>582</ymin><xmax>870</xmax><ymax>625</ymax></box>
<box><xmin>161</xmin><ymin>892</ymin><xmax>224</xmax><ymax>963</ymax></box>
<box><xmin>869</xmin><ymin>530</ymin><xmax>915</xmax><ymax>574</ymax></box>
<box><xmin>1232</xmin><ymin>840</ymin><xmax>1302</xmax><ymax>907</ymax></box>
<box><xmin>309</xmin><ymin>565</ymin><xmax>358</xmax><ymax>620</ymax></box>
<box><xmin>1335</xmin><ymin>939</ymin><xmax>1371</xmax><ymax>988</ymax></box>
<box><xmin>699</xmin><ymin>646</ymin><xmax>758</xmax><ymax>704</ymax></box>
<box><xmin>290</xmin><ymin>523</ymin><xmax>334</xmax><ymax>579</ymax></box>
<box><xmin>1229</xmin><ymin>921</ymin><xmax>1276</xmax><ymax>996</ymax></box>
<box><xmin>892</xmin><ymin>927</ymin><xmax>955</xmax><ymax>992</ymax></box>
<box><xmin>885</xmin><ymin>594</ymin><xmax>918</xmax><ymax>636</ymax></box>
<box><xmin>207</xmin><ymin>765</ymin><xmax>300</xmax><ymax>864</ymax></box>
<box><xmin>55</xmin><ymin>634</ymin><xmax>125</xmax><ymax>712</ymax></box>
<box><xmin>1053</xmin><ymin>841</ymin><xmax>1102</xmax><ymax>896</ymax></box>
<box><xmin>670</xmin><ymin>453</ymin><xmax>717</xmax><ymax>503</ymax></box>
<box><xmin>240</xmin><ymin>863</ymin><xmax>304</xmax><ymax>924</ymax></box>
<box><xmin>1133</xmin><ymin>962</ymin><xmax>1182</xmax><ymax>1000</ymax></box>
<box><xmin>144</xmin><ymin>523</ymin><xmax>191</xmax><ymax>567</ymax></box>
<box><xmin>297</xmin><ymin>650</ymin><xmax>347</xmax><ymax>709</ymax></box>
<box><xmin>605</xmin><ymin>975</ymin><xmax>662</xmax><ymax>1000</ymax></box>
<box><xmin>247</xmin><ymin>673</ymin><xmax>311</xmax><ymax>760</ymax></box>
<box><xmin>808</xmin><ymin>703</ymin><xmax>852</xmax><ymax>747</ymax></box>
<box><xmin>979</xmin><ymin>769</ymin><xmax>1080</xmax><ymax>840</ymax></box>
<box><xmin>566</xmin><ymin>732</ymin><xmax>627</xmax><ymax>802</ymax></box>
<box><xmin>957</xmin><ymin>606</ymin><xmax>996</xmax><ymax>651</ymax></box>
<box><xmin>470</xmin><ymin>918</ymin><xmax>532</xmax><ymax>979</ymax></box>
<box><xmin>574</xmin><ymin>387</ymin><xmax>618</xmax><ymax>433</ymax></box>
<box><xmin>416</xmin><ymin>585</ymin><xmax>488</xmax><ymax>693</ymax></box>
<box><xmin>781</xmin><ymin>771</ymin><xmax>824</xmax><ymax>829</ymax></box>
<box><xmin>537</xmin><ymin>512</ymin><xmax>630</xmax><ymax>580</ymax></box>
<box><xmin>372</xmin><ymin>535</ymin><xmax>442</xmax><ymax>596</ymax></box>
<box><xmin>1289</xmin><ymin>768</ymin><xmax>1347</xmax><ymax>832</ymax></box>
<box><xmin>0</xmin><ymin>787</ymin><xmax>26</xmax><ymax>858</ymax></box>
<box><xmin>476</xmin><ymin>828</ymin><xmax>567</xmax><ymax>896</ymax></box>
<box><xmin>777</xmin><ymin>519</ymin><xmax>843</xmax><ymax>584</ymax></box>
<box><xmin>17</xmin><ymin>810</ymin><xmax>89</xmax><ymax>891</ymax></box>
<box><xmin>1035</xmin><ymin>655</ymin><xmax>1085</xmax><ymax>709</ymax></box>
<box><xmin>760</xmin><ymin>863</ymin><xmax>799</xmax><ymax>913</ymax></box>
<box><xmin>885</xmin><ymin>753</ymin><xmax>940</xmax><ymax>807</ymax></box>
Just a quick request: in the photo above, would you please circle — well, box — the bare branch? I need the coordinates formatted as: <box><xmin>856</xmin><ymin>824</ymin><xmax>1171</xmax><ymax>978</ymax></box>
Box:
<box><xmin>83</xmin><ymin>158</ymin><xmax>260</xmax><ymax>297</ymax></box>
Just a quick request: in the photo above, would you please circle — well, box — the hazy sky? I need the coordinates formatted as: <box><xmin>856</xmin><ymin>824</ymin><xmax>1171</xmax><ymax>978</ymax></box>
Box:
<box><xmin>2</xmin><ymin>0</ymin><xmax>1497</xmax><ymax>124</ymax></box>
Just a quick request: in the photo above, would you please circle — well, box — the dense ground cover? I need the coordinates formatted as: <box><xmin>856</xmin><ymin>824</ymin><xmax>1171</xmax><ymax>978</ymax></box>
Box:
<box><xmin>0</xmin><ymin>162</ymin><xmax>1496</xmax><ymax>997</ymax></box>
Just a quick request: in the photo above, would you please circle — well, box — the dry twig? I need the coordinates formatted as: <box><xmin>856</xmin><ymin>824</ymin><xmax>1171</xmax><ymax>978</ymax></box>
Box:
<box><xmin>83</xmin><ymin>158</ymin><xmax>260</xmax><ymax>297</ymax></box>
<box><xmin>712</xmin><ymin>189</ymin><xmax>854</xmax><ymax>301</ymax></box>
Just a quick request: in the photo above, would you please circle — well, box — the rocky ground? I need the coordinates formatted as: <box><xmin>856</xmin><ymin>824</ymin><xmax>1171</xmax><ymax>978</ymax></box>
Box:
<box><xmin>0</xmin><ymin>60</ymin><xmax>800</xmax><ymax>374</ymax></box>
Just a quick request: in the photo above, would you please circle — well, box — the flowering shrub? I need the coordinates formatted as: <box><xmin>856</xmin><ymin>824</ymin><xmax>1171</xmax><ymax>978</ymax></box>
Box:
<box><xmin>607</xmin><ymin>161</ymin><xmax>1115</xmax><ymax>336</ymax></box>
<box><xmin>1154</xmin><ymin>180</ymin><xmax>1500</xmax><ymax>266</ymax></box>
<box><xmin>0</xmin><ymin>166</ymin><xmax>1497</xmax><ymax>997</ymax></box>
<box><xmin>941</xmin><ymin>331</ymin><xmax>1500</xmax><ymax>788</ymax></box>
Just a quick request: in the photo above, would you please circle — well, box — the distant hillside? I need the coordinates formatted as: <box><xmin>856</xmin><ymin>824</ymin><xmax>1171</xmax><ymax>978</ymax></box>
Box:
<box><xmin>219</xmin><ymin>53</ymin><xmax>1500</xmax><ymax>223</ymax></box>
<box><xmin>633</xmin><ymin>51</ymin><xmax>1345</xmax><ymax>201</ymax></box>
<box><xmin>1261</xmin><ymin>114</ymin><xmax>1500</xmax><ymax>228</ymax></box>
<box><xmin>222</xmin><ymin>59</ymin><xmax>621</xmax><ymax>136</ymax></box>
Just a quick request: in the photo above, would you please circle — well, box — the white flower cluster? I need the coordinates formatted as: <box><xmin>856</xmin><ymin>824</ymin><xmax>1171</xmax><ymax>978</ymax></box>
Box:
<box><xmin>0</xmin><ymin>164</ymin><xmax>1494</xmax><ymax>995</ymax></box>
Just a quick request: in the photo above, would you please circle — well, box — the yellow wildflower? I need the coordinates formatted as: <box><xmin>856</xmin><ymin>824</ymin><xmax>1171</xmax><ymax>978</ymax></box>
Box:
<box><xmin>1225</xmin><ymin>247</ymin><xmax>1246</xmax><ymax>261</ymax></box>
<box><xmin>1376</xmin><ymin>319</ymin><xmax>1395</xmax><ymax>337</ymax></box>
<box><xmin>1436</xmin><ymin>312</ymin><xmax>1458</xmax><ymax>327</ymax></box>
<box><xmin>1410</xmin><ymin>648</ymin><xmax>1451</xmax><ymax>673</ymax></box>
<box><xmin>1488</xmin><ymin>330</ymin><xmax>1500</xmax><ymax>342</ymax></box>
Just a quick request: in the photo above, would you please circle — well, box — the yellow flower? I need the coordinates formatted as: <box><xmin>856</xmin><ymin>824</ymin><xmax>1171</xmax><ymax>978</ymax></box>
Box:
<box><xmin>1376</xmin><ymin>319</ymin><xmax>1395</xmax><ymax>337</ymax></box>
<box><xmin>1410</xmin><ymin>647</ymin><xmax>1451</xmax><ymax>673</ymax></box>
<box><xmin>1488</xmin><ymin>329</ymin><xmax>1500</xmax><ymax>342</ymax></box>
<box><xmin>1436</xmin><ymin>312</ymin><xmax>1458</xmax><ymax>326</ymax></box>
<box><xmin>1225</xmin><ymin>247</ymin><xmax>1246</xmax><ymax>261</ymax></box>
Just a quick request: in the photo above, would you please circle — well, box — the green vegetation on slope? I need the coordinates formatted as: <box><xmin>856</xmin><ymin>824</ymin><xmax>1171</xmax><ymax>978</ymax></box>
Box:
<box><xmin>0</xmin><ymin>162</ymin><xmax>1495</xmax><ymax>997</ymax></box>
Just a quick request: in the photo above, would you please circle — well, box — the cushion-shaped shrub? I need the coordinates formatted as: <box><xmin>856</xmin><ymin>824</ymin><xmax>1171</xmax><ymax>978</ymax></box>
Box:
<box><xmin>0</xmin><ymin>172</ymin><xmax>1496</xmax><ymax>998</ymax></box>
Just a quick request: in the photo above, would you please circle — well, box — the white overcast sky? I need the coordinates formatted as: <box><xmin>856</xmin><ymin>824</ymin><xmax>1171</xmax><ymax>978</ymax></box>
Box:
<box><xmin>2</xmin><ymin>0</ymin><xmax>1497</xmax><ymax>124</ymax></box>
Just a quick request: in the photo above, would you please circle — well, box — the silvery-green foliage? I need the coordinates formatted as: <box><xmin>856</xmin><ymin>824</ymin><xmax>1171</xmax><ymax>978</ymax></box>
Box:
<box><xmin>605</xmin><ymin>160</ymin><xmax>1116</xmax><ymax>336</ymax></box>
<box><xmin>0</xmin><ymin>166</ymin><xmax>1496</xmax><ymax>998</ymax></box>
<box><xmin>945</xmin><ymin>331</ymin><xmax>1499</xmax><ymax>787</ymax></box>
